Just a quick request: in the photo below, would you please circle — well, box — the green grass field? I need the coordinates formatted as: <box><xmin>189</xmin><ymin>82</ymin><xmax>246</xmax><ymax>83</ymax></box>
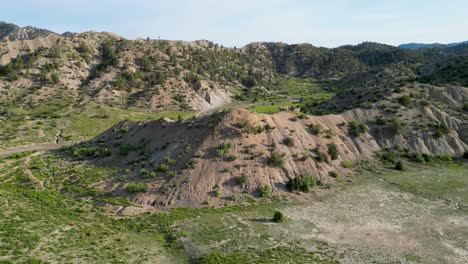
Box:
<box><xmin>241</xmin><ymin>77</ymin><xmax>335</xmax><ymax>114</ymax></box>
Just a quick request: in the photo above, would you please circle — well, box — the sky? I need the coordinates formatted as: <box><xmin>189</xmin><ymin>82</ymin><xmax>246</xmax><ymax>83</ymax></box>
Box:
<box><xmin>3</xmin><ymin>0</ymin><xmax>468</xmax><ymax>47</ymax></box>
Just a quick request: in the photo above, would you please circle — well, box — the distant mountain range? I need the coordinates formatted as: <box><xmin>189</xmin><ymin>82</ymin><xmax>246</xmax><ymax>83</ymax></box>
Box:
<box><xmin>0</xmin><ymin>21</ymin><xmax>56</xmax><ymax>41</ymax></box>
<box><xmin>399</xmin><ymin>40</ymin><xmax>468</xmax><ymax>50</ymax></box>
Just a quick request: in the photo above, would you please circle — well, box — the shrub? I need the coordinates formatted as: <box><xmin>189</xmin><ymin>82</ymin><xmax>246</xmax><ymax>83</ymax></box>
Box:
<box><xmin>155</xmin><ymin>164</ymin><xmax>169</xmax><ymax>172</ymax></box>
<box><xmin>394</xmin><ymin>161</ymin><xmax>404</xmax><ymax>171</ymax></box>
<box><xmin>183</xmin><ymin>144</ymin><xmax>192</xmax><ymax>153</ymax></box>
<box><xmin>286</xmin><ymin>175</ymin><xmax>316</xmax><ymax>192</ymax></box>
<box><xmin>432</xmin><ymin>123</ymin><xmax>449</xmax><ymax>138</ymax></box>
<box><xmin>214</xmin><ymin>187</ymin><xmax>222</xmax><ymax>197</ymax></box>
<box><xmin>375</xmin><ymin>117</ymin><xmax>387</xmax><ymax>125</ymax></box>
<box><xmin>225</xmin><ymin>154</ymin><xmax>237</xmax><ymax>162</ymax></box>
<box><xmin>266</xmin><ymin>152</ymin><xmax>286</xmax><ymax>167</ymax></box>
<box><xmin>120</xmin><ymin>126</ymin><xmax>129</xmax><ymax>133</ymax></box>
<box><xmin>140</xmin><ymin>168</ymin><xmax>156</xmax><ymax>178</ymax></box>
<box><xmin>308</xmin><ymin>124</ymin><xmax>321</xmax><ymax>135</ymax></box>
<box><xmin>164</xmin><ymin>156</ymin><xmax>177</xmax><ymax>165</ymax></box>
<box><xmin>324</xmin><ymin>129</ymin><xmax>335</xmax><ymax>138</ymax></box>
<box><xmin>314</xmin><ymin>147</ymin><xmax>326</xmax><ymax>162</ymax></box>
<box><xmin>349</xmin><ymin>121</ymin><xmax>368</xmax><ymax>137</ymax></box>
<box><xmin>327</xmin><ymin>143</ymin><xmax>339</xmax><ymax>160</ymax></box>
<box><xmin>436</xmin><ymin>153</ymin><xmax>452</xmax><ymax>162</ymax></box>
<box><xmin>272</xmin><ymin>211</ymin><xmax>285</xmax><ymax>223</ymax></box>
<box><xmin>50</xmin><ymin>73</ymin><xmax>59</xmax><ymax>84</ymax></box>
<box><xmin>230</xmin><ymin>193</ymin><xmax>238</xmax><ymax>201</ymax></box>
<box><xmin>397</xmin><ymin>95</ymin><xmax>412</xmax><ymax>107</ymax></box>
<box><xmin>259</xmin><ymin>185</ymin><xmax>272</xmax><ymax>197</ymax></box>
<box><xmin>127</xmin><ymin>182</ymin><xmax>147</xmax><ymax>193</ymax></box>
<box><xmin>392</xmin><ymin>118</ymin><xmax>402</xmax><ymax>134</ymax></box>
<box><xmin>463</xmin><ymin>102</ymin><xmax>468</xmax><ymax>111</ymax></box>
<box><xmin>235</xmin><ymin>174</ymin><xmax>248</xmax><ymax>184</ymax></box>
<box><xmin>217</xmin><ymin>142</ymin><xmax>232</xmax><ymax>157</ymax></box>
<box><xmin>282</xmin><ymin>137</ymin><xmax>295</xmax><ymax>147</ymax></box>
<box><xmin>329</xmin><ymin>171</ymin><xmax>339</xmax><ymax>178</ymax></box>
<box><xmin>341</xmin><ymin>160</ymin><xmax>354</xmax><ymax>168</ymax></box>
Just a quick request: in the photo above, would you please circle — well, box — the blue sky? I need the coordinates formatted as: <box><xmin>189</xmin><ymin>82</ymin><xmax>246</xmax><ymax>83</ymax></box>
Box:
<box><xmin>3</xmin><ymin>0</ymin><xmax>467</xmax><ymax>47</ymax></box>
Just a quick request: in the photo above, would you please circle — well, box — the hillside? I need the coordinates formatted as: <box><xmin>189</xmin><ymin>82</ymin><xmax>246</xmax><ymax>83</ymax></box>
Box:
<box><xmin>64</xmin><ymin>81</ymin><xmax>467</xmax><ymax>209</ymax></box>
<box><xmin>0</xmin><ymin>21</ymin><xmax>56</xmax><ymax>41</ymax></box>
<box><xmin>0</xmin><ymin>21</ymin><xmax>467</xmax><ymax>264</ymax></box>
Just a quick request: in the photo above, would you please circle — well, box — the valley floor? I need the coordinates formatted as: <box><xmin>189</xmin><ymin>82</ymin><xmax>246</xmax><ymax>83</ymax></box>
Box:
<box><xmin>0</xmin><ymin>152</ymin><xmax>466</xmax><ymax>263</ymax></box>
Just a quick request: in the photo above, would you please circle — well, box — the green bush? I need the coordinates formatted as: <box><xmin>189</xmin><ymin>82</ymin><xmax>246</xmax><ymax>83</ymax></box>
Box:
<box><xmin>329</xmin><ymin>171</ymin><xmax>339</xmax><ymax>178</ymax></box>
<box><xmin>394</xmin><ymin>161</ymin><xmax>404</xmax><ymax>171</ymax></box>
<box><xmin>392</xmin><ymin>118</ymin><xmax>402</xmax><ymax>134</ymax></box>
<box><xmin>235</xmin><ymin>174</ymin><xmax>248</xmax><ymax>184</ymax></box>
<box><xmin>217</xmin><ymin>142</ymin><xmax>232</xmax><ymax>157</ymax></box>
<box><xmin>349</xmin><ymin>121</ymin><xmax>368</xmax><ymax>137</ymax></box>
<box><xmin>155</xmin><ymin>164</ymin><xmax>169</xmax><ymax>172</ymax></box>
<box><xmin>120</xmin><ymin>126</ymin><xmax>129</xmax><ymax>133</ymax></box>
<box><xmin>314</xmin><ymin>147</ymin><xmax>326</xmax><ymax>162</ymax></box>
<box><xmin>140</xmin><ymin>168</ymin><xmax>156</xmax><ymax>178</ymax></box>
<box><xmin>397</xmin><ymin>95</ymin><xmax>412</xmax><ymax>106</ymax></box>
<box><xmin>214</xmin><ymin>187</ymin><xmax>222</xmax><ymax>197</ymax></box>
<box><xmin>266</xmin><ymin>152</ymin><xmax>286</xmax><ymax>167</ymax></box>
<box><xmin>127</xmin><ymin>182</ymin><xmax>147</xmax><ymax>193</ymax></box>
<box><xmin>286</xmin><ymin>175</ymin><xmax>316</xmax><ymax>192</ymax></box>
<box><xmin>324</xmin><ymin>129</ymin><xmax>335</xmax><ymax>138</ymax></box>
<box><xmin>272</xmin><ymin>211</ymin><xmax>285</xmax><ymax>223</ymax></box>
<box><xmin>436</xmin><ymin>153</ymin><xmax>452</xmax><ymax>162</ymax></box>
<box><xmin>282</xmin><ymin>137</ymin><xmax>295</xmax><ymax>147</ymax></box>
<box><xmin>307</xmin><ymin>124</ymin><xmax>321</xmax><ymax>135</ymax></box>
<box><xmin>327</xmin><ymin>143</ymin><xmax>339</xmax><ymax>160</ymax></box>
<box><xmin>259</xmin><ymin>185</ymin><xmax>272</xmax><ymax>197</ymax></box>
<box><xmin>341</xmin><ymin>160</ymin><xmax>354</xmax><ymax>168</ymax></box>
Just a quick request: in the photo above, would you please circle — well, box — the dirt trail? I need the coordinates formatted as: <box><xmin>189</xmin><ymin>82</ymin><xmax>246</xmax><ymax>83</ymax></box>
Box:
<box><xmin>0</xmin><ymin>141</ymin><xmax>79</xmax><ymax>157</ymax></box>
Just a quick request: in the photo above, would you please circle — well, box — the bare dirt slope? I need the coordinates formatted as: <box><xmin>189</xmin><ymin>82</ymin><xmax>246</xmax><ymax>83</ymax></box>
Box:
<box><xmin>89</xmin><ymin>104</ymin><xmax>466</xmax><ymax>209</ymax></box>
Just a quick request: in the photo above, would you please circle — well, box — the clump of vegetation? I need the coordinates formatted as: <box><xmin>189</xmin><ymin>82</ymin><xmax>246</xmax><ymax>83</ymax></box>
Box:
<box><xmin>394</xmin><ymin>160</ymin><xmax>404</xmax><ymax>171</ymax></box>
<box><xmin>397</xmin><ymin>95</ymin><xmax>412</xmax><ymax>107</ymax></box>
<box><xmin>324</xmin><ymin>129</ymin><xmax>335</xmax><ymax>138</ymax></box>
<box><xmin>225</xmin><ymin>154</ymin><xmax>237</xmax><ymax>162</ymax></box>
<box><xmin>235</xmin><ymin>174</ymin><xmax>248</xmax><ymax>185</ymax></box>
<box><xmin>392</xmin><ymin>118</ymin><xmax>403</xmax><ymax>134</ymax></box>
<box><xmin>140</xmin><ymin>168</ymin><xmax>156</xmax><ymax>178</ymax></box>
<box><xmin>259</xmin><ymin>185</ymin><xmax>272</xmax><ymax>197</ymax></box>
<box><xmin>266</xmin><ymin>152</ymin><xmax>286</xmax><ymax>167</ymax></box>
<box><xmin>272</xmin><ymin>211</ymin><xmax>285</xmax><ymax>223</ymax></box>
<box><xmin>341</xmin><ymin>160</ymin><xmax>354</xmax><ymax>168</ymax></box>
<box><xmin>120</xmin><ymin>126</ymin><xmax>129</xmax><ymax>133</ymax></box>
<box><xmin>217</xmin><ymin>142</ymin><xmax>232</xmax><ymax>158</ymax></box>
<box><xmin>183</xmin><ymin>144</ymin><xmax>192</xmax><ymax>154</ymax></box>
<box><xmin>155</xmin><ymin>164</ymin><xmax>169</xmax><ymax>172</ymax></box>
<box><xmin>349</xmin><ymin>121</ymin><xmax>369</xmax><ymax>137</ymax></box>
<box><xmin>431</xmin><ymin>122</ymin><xmax>450</xmax><ymax>138</ymax></box>
<box><xmin>127</xmin><ymin>182</ymin><xmax>148</xmax><ymax>193</ymax></box>
<box><xmin>214</xmin><ymin>187</ymin><xmax>222</xmax><ymax>197</ymax></box>
<box><xmin>307</xmin><ymin>124</ymin><xmax>321</xmax><ymax>135</ymax></box>
<box><xmin>286</xmin><ymin>175</ymin><xmax>316</xmax><ymax>192</ymax></box>
<box><xmin>327</xmin><ymin>143</ymin><xmax>339</xmax><ymax>160</ymax></box>
<box><xmin>71</xmin><ymin>145</ymin><xmax>111</xmax><ymax>159</ymax></box>
<box><xmin>314</xmin><ymin>147</ymin><xmax>327</xmax><ymax>162</ymax></box>
<box><xmin>329</xmin><ymin>171</ymin><xmax>339</xmax><ymax>178</ymax></box>
<box><xmin>282</xmin><ymin>137</ymin><xmax>295</xmax><ymax>147</ymax></box>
